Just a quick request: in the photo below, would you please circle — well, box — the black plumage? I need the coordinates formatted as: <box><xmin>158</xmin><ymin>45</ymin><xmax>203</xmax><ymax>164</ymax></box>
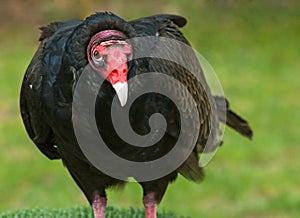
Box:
<box><xmin>20</xmin><ymin>12</ymin><xmax>253</xmax><ymax>218</ymax></box>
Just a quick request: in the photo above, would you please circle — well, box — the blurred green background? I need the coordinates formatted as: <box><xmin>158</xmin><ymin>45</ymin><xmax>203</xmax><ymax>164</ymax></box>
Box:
<box><xmin>0</xmin><ymin>0</ymin><xmax>299</xmax><ymax>217</ymax></box>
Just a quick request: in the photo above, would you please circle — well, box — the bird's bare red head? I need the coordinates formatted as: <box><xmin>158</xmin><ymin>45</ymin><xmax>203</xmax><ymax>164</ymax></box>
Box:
<box><xmin>87</xmin><ymin>30</ymin><xmax>132</xmax><ymax>85</ymax></box>
<box><xmin>87</xmin><ymin>30</ymin><xmax>132</xmax><ymax>106</ymax></box>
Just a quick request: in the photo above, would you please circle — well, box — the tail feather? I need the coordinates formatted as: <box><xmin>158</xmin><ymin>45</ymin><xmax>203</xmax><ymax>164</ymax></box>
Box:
<box><xmin>214</xmin><ymin>96</ymin><xmax>253</xmax><ymax>139</ymax></box>
<box><xmin>178</xmin><ymin>152</ymin><xmax>204</xmax><ymax>183</ymax></box>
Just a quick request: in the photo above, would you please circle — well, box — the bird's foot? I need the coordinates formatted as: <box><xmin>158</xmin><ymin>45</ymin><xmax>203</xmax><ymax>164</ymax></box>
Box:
<box><xmin>92</xmin><ymin>194</ymin><xmax>107</xmax><ymax>218</ymax></box>
<box><xmin>143</xmin><ymin>192</ymin><xmax>157</xmax><ymax>218</ymax></box>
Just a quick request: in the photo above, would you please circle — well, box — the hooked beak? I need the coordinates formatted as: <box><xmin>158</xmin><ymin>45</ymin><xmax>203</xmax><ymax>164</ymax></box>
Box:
<box><xmin>112</xmin><ymin>82</ymin><xmax>128</xmax><ymax>107</ymax></box>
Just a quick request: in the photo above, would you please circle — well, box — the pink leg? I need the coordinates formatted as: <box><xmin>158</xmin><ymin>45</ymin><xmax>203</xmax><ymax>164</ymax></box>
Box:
<box><xmin>143</xmin><ymin>192</ymin><xmax>157</xmax><ymax>218</ymax></box>
<box><xmin>92</xmin><ymin>194</ymin><xmax>107</xmax><ymax>218</ymax></box>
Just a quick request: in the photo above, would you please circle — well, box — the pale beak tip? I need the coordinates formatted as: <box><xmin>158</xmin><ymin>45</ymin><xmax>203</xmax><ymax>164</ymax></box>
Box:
<box><xmin>112</xmin><ymin>82</ymin><xmax>128</xmax><ymax>107</ymax></box>
<box><xmin>119</xmin><ymin>97</ymin><xmax>127</xmax><ymax>107</ymax></box>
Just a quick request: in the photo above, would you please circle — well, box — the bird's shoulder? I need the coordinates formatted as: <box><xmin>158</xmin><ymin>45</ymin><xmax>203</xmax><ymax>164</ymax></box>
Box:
<box><xmin>129</xmin><ymin>14</ymin><xmax>187</xmax><ymax>40</ymax></box>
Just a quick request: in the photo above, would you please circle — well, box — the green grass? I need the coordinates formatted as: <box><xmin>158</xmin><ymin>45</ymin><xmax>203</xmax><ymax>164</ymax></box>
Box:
<box><xmin>0</xmin><ymin>206</ymin><xmax>184</xmax><ymax>218</ymax></box>
<box><xmin>0</xmin><ymin>1</ymin><xmax>300</xmax><ymax>217</ymax></box>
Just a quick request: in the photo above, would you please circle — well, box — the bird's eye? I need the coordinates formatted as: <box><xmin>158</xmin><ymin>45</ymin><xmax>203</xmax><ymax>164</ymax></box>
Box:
<box><xmin>92</xmin><ymin>50</ymin><xmax>106</xmax><ymax>67</ymax></box>
<box><xmin>93</xmin><ymin>50</ymin><xmax>100</xmax><ymax>59</ymax></box>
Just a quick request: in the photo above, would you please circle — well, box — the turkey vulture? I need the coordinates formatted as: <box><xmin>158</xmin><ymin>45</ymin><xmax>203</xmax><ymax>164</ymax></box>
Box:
<box><xmin>20</xmin><ymin>12</ymin><xmax>253</xmax><ymax>218</ymax></box>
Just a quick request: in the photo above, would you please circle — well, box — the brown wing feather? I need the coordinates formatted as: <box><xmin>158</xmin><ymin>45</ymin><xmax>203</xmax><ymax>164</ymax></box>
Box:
<box><xmin>132</xmin><ymin>15</ymin><xmax>220</xmax><ymax>182</ymax></box>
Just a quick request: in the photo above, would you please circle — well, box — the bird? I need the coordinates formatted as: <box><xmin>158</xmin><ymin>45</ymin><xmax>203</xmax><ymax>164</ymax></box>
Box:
<box><xmin>20</xmin><ymin>12</ymin><xmax>253</xmax><ymax>218</ymax></box>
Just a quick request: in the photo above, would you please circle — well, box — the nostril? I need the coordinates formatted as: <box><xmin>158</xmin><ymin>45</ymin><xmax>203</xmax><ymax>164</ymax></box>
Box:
<box><xmin>109</xmin><ymin>68</ymin><xmax>127</xmax><ymax>79</ymax></box>
<box><xmin>111</xmin><ymin>69</ymin><xmax>118</xmax><ymax>75</ymax></box>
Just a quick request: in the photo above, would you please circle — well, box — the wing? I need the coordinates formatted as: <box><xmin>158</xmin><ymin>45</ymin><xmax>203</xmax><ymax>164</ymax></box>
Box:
<box><xmin>130</xmin><ymin>14</ymin><xmax>221</xmax><ymax>181</ymax></box>
<box><xmin>20</xmin><ymin>23</ymin><xmax>61</xmax><ymax>159</ymax></box>
<box><xmin>20</xmin><ymin>21</ymin><xmax>81</xmax><ymax>159</ymax></box>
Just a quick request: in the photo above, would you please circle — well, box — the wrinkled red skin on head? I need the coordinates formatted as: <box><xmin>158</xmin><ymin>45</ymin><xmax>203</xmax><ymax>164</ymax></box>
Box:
<box><xmin>87</xmin><ymin>30</ymin><xmax>131</xmax><ymax>85</ymax></box>
<box><xmin>92</xmin><ymin>41</ymin><xmax>131</xmax><ymax>84</ymax></box>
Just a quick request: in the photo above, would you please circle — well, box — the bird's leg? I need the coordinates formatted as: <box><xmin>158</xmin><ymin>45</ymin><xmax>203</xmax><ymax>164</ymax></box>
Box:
<box><xmin>92</xmin><ymin>194</ymin><xmax>107</xmax><ymax>218</ymax></box>
<box><xmin>143</xmin><ymin>192</ymin><xmax>157</xmax><ymax>218</ymax></box>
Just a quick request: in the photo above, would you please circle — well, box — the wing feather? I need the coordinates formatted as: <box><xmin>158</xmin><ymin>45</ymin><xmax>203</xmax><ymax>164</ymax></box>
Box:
<box><xmin>20</xmin><ymin>27</ymin><xmax>61</xmax><ymax>159</ymax></box>
<box><xmin>130</xmin><ymin>14</ymin><xmax>221</xmax><ymax>182</ymax></box>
